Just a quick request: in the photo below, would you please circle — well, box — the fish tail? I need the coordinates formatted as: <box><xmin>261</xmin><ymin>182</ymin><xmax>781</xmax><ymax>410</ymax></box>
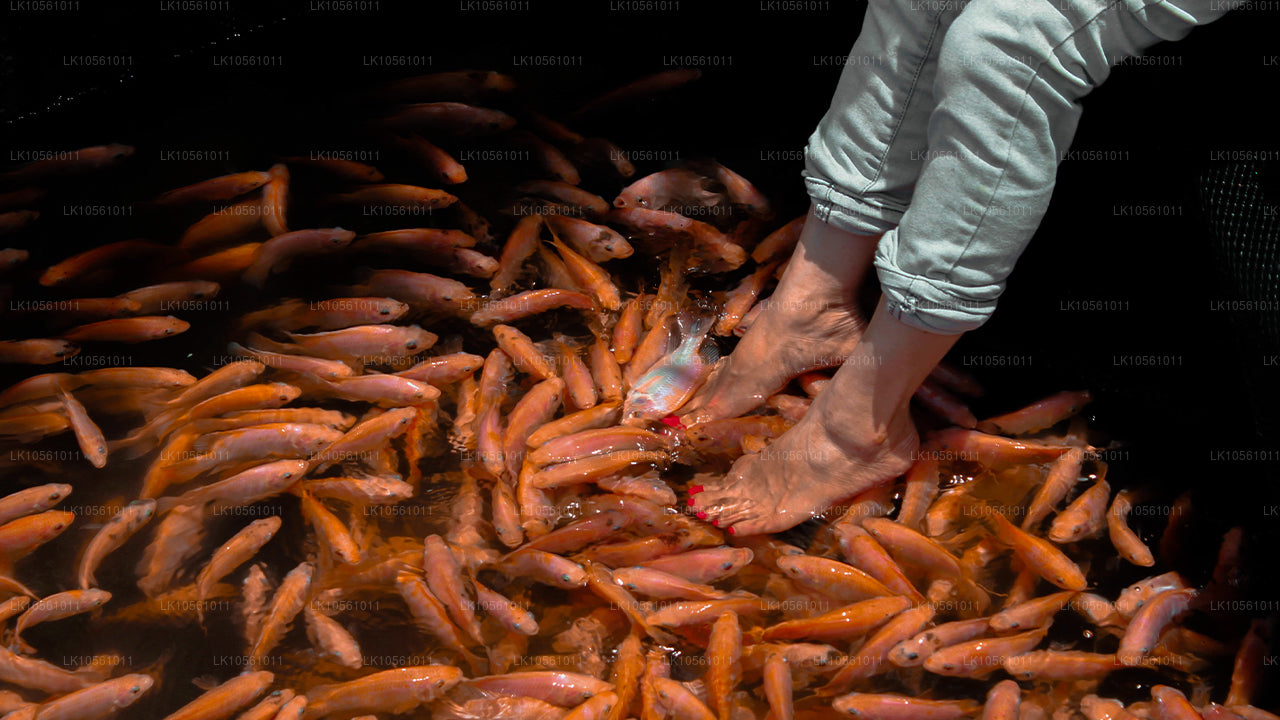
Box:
<box><xmin>461</xmin><ymin>646</ymin><xmax>489</xmax><ymax>676</ymax></box>
<box><xmin>676</xmin><ymin>312</ymin><xmax>714</xmax><ymax>342</ymax></box>
<box><xmin>643</xmin><ymin>622</ymin><xmax>679</xmax><ymax>647</ymax></box>
<box><xmin>0</xmin><ymin>574</ymin><xmax>35</xmax><ymax>598</ymax></box>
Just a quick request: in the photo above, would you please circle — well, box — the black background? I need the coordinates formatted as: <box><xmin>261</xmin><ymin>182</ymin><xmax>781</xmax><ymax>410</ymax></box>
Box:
<box><xmin>1</xmin><ymin>0</ymin><xmax>1278</xmax><ymax>709</ymax></box>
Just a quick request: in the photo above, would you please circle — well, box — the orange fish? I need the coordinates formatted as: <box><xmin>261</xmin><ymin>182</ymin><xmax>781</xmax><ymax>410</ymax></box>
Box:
<box><xmin>60</xmin><ymin>316</ymin><xmax>189</xmax><ymax>344</ymax></box>
<box><xmin>984</xmin><ymin>510</ymin><xmax>1087</xmax><ymax>591</ymax></box>
<box><xmin>493</xmin><ymin>324</ymin><xmax>558</xmax><ymax>381</ymax></box>
<box><xmin>171</xmin><ymin>242</ymin><xmax>262</xmax><ymax>280</ymax></box>
<box><xmin>0</xmin><ymin>509</ymin><xmax>74</xmax><ymax>565</ymax></box>
<box><xmin>195</xmin><ymin>516</ymin><xmax>282</xmax><ymax>622</ymax></box>
<box><xmin>249</xmin><ymin>562</ymin><xmax>313</xmax><ymax>665</ymax></box>
<box><xmin>472</xmin><ymin>289</ymin><xmax>595</xmax><ymax>327</ymax></box>
<box><xmin>117</xmin><ymin>281</ymin><xmax>221</xmax><ymax>315</ymax></box>
<box><xmin>530</xmin><ymin>449</ymin><xmax>669</xmax><ymax>490</ymax></box>
<box><xmin>300</xmin><ymin>492</ymin><xmax>361</xmax><ymax>565</ymax></box>
<box><xmin>243</xmin><ymin>227</ymin><xmax>356</xmax><ymax>287</ymax></box>
<box><xmin>706</xmin><ymin>610</ymin><xmax>742</xmax><ymax>720</ymax></box>
<box><xmin>490</xmin><ymin>215</ymin><xmax>543</xmax><ymax>293</ymax></box>
<box><xmin>1049</xmin><ymin>474</ymin><xmax>1111</xmax><ymax>543</ymax></box>
<box><xmin>924</xmin><ymin>626</ymin><xmax>1050</xmax><ymax>679</ymax></box>
<box><xmin>153</xmin><ymin>170</ymin><xmax>271</xmax><ymax>206</ymax></box>
<box><xmin>978</xmin><ymin>390</ymin><xmax>1093</xmax><ymax>435</ymax></box>
<box><xmin>0</xmin><ymin>339</ymin><xmax>81</xmax><ymax>365</ymax></box>
<box><xmin>178</xmin><ymin>199</ymin><xmax>267</xmax><ymax>252</ymax></box>
<box><xmin>302</xmin><ymin>666</ymin><xmax>462</xmax><ymax>720</ymax></box>
<box><xmin>27</xmin><ymin>673</ymin><xmax>153</xmax><ymax>720</ymax></box>
<box><xmin>389</xmin><ymin>134</ymin><xmax>467</xmax><ymax>184</ymax></box>
<box><xmin>1004</xmin><ymin>650</ymin><xmax>1121</xmax><ymax>681</ymax></box>
<box><xmin>1022</xmin><ymin>446</ymin><xmax>1086</xmax><ymax>530</ymax></box>
<box><xmin>378</xmin><ymin>102</ymin><xmax>516</xmax><ymax>135</ymax></box>
<box><xmin>544</xmin><ymin>215</ymin><xmax>634</xmax><ymax>263</ymax></box>
<box><xmin>573</xmin><ymin>69</ymin><xmax>701</xmax><ymax>118</ymax></box>
<box><xmin>4</xmin><ymin>143</ymin><xmax>133</xmax><ymax>182</ymax></box>
<box><xmin>549</xmin><ymin>234</ymin><xmax>622</xmax><ymax>312</ymax></box>
<box><xmin>78</xmin><ymin>499</ymin><xmax>155</xmax><ymax>589</ymax></box>
<box><xmin>752</xmin><ymin>215</ymin><xmax>805</xmax><ymax>264</ymax></box>
<box><xmin>1107</xmin><ymin>490</ymin><xmax>1154</xmax><ymax>567</ymax></box>
<box><xmin>611</xmin><ymin>295</ymin><xmax>647</xmax><ymax>366</ymax></box>
<box><xmin>502</xmin><ymin>377</ymin><xmax>564</xmax><ymax>479</ymax></box>
<box><xmin>371</xmin><ymin>70</ymin><xmax>515</xmax><ymax>102</ymax></box>
<box><xmin>820</xmin><ymin>604</ymin><xmax>936</xmax><ymax>694</ymax></box>
<box><xmin>261</xmin><ymin>162</ymin><xmax>290</xmax><ymax>236</ymax></box>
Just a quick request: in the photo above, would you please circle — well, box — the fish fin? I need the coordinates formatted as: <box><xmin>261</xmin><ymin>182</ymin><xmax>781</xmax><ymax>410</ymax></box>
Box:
<box><xmin>698</xmin><ymin>341</ymin><xmax>720</xmax><ymax>366</ymax></box>
<box><xmin>675</xmin><ymin>312</ymin><xmax>716</xmax><ymax>345</ymax></box>
<box><xmin>191</xmin><ymin>674</ymin><xmax>219</xmax><ymax>691</ymax></box>
<box><xmin>644</xmin><ymin>622</ymin><xmax>680</xmax><ymax>647</ymax></box>
<box><xmin>191</xmin><ymin>434</ymin><xmax>216</xmax><ymax>455</ymax></box>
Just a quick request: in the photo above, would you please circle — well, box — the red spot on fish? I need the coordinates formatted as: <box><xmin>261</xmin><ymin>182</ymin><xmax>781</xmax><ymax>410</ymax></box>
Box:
<box><xmin>689</xmin><ymin>484</ymin><xmax>703</xmax><ymax>495</ymax></box>
<box><xmin>661</xmin><ymin>415</ymin><xmax>685</xmax><ymax>428</ymax></box>
<box><xmin>711</xmin><ymin>519</ymin><xmax>719</xmax><ymax>527</ymax></box>
<box><xmin>696</xmin><ymin>512</ymin><xmax>707</xmax><ymax>520</ymax></box>
<box><xmin>727</xmin><ymin>526</ymin><xmax>735</xmax><ymax>535</ymax></box>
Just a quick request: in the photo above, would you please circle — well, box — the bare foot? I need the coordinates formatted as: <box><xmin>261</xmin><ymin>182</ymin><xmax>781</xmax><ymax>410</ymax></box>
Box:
<box><xmin>681</xmin><ymin>295</ymin><xmax>864</xmax><ymax>424</ymax></box>
<box><xmin>679</xmin><ymin>211</ymin><xmax>878</xmax><ymax>425</ymax></box>
<box><xmin>689</xmin><ymin>398</ymin><xmax>917</xmax><ymax>535</ymax></box>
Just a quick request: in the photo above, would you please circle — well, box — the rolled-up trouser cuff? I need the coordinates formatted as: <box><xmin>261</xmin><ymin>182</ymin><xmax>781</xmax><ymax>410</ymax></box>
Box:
<box><xmin>803</xmin><ymin>172</ymin><xmax>907</xmax><ymax>238</ymax></box>
<box><xmin>875</xmin><ymin>242</ymin><xmax>998</xmax><ymax>335</ymax></box>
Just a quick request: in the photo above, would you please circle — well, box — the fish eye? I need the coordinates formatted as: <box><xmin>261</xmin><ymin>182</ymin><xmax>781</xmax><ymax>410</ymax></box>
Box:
<box><xmin>130</xmin><ymin>685</ymin><xmax>140</xmax><ymax>693</ymax></box>
<box><xmin>379</xmin><ymin>309</ymin><xmax>390</xmax><ymax>315</ymax></box>
<box><xmin>407</xmin><ymin>341</ymin><xmax>418</xmax><ymax>349</ymax></box>
<box><xmin>283</xmin><ymin>472</ymin><xmax>293</xmax><ymax>479</ymax></box>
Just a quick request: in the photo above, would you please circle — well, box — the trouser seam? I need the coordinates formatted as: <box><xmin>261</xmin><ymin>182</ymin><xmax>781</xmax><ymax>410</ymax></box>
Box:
<box><xmin>858</xmin><ymin>9</ymin><xmax>950</xmax><ymax>196</ymax></box>
<box><xmin>940</xmin><ymin>0</ymin><xmax>1127</xmax><ymax>280</ymax></box>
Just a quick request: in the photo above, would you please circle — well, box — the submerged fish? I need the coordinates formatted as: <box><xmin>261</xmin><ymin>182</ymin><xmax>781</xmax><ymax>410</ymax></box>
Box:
<box><xmin>622</xmin><ymin>313</ymin><xmax>719</xmax><ymax>424</ymax></box>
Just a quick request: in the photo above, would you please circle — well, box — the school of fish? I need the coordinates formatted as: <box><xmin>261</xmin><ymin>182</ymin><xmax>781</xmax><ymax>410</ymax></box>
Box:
<box><xmin>0</xmin><ymin>68</ymin><xmax>1273</xmax><ymax>720</ymax></box>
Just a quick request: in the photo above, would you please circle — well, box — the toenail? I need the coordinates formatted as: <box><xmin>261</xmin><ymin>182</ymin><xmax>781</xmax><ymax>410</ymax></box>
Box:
<box><xmin>696</xmin><ymin>511</ymin><xmax>707</xmax><ymax>520</ymax></box>
<box><xmin>689</xmin><ymin>485</ymin><xmax>703</xmax><ymax>495</ymax></box>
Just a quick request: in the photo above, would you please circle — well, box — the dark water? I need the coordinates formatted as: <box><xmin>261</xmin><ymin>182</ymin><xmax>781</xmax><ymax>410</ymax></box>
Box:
<box><xmin>1</xmin><ymin>1</ymin><xmax>1278</xmax><ymax>716</ymax></box>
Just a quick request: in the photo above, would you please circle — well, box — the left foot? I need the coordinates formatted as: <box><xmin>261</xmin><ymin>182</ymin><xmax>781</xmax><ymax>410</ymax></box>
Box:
<box><xmin>689</xmin><ymin>401</ymin><xmax>918</xmax><ymax>535</ymax></box>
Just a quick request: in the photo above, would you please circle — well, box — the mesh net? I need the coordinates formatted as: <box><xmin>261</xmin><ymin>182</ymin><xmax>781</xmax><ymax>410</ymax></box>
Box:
<box><xmin>1198</xmin><ymin>161</ymin><xmax>1280</xmax><ymax>441</ymax></box>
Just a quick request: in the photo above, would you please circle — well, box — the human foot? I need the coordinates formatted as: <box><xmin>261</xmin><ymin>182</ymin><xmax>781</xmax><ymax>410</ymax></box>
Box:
<box><xmin>688</xmin><ymin>397</ymin><xmax>918</xmax><ymax>535</ymax></box>
<box><xmin>680</xmin><ymin>295</ymin><xmax>864</xmax><ymax>425</ymax></box>
<box><xmin>679</xmin><ymin>210</ymin><xmax>878</xmax><ymax>425</ymax></box>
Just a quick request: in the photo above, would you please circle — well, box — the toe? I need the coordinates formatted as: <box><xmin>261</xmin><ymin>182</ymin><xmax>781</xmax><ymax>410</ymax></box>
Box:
<box><xmin>703</xmin><ymin>496</ymin><xmax>746</xmax><ymax>527</ymax></box>
<box><xmin>724</xmin><ymin>517</ymin><xmax>767</xmax><ymax>537</ymax></box>
<box><xmin>716</xmin><ymin>499</ymin><xmax>757</xmax><ymax>528</ymax></box>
